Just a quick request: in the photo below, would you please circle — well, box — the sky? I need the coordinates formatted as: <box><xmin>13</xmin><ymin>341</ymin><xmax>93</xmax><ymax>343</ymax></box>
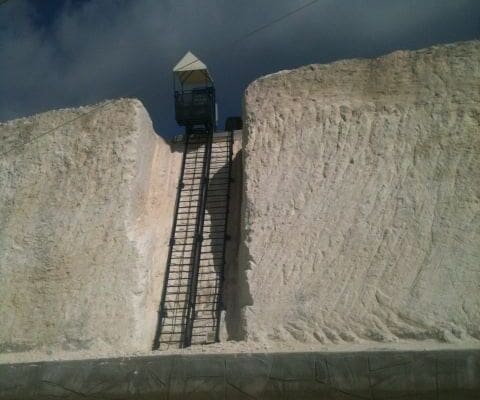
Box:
<box><xmin>0</xmin><ymin>0</ymin><xmax>479</xmax><ymax>138</ymax></box>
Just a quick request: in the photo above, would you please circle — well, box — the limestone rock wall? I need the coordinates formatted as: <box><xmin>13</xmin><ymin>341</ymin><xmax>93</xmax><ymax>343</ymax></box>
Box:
<box><xmin>240</xmin><ymin>41</ymin><xmax>480</xmax><ymax>345</ymax></box>
<box><xmin>0</xmin><ymin>99</ymin><xmax>181</xmax><ymax>356</ymax></box>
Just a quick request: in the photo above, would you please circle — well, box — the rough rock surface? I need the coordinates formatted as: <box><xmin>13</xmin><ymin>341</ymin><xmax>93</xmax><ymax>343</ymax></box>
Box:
<box><xmin>0</xmin><ymin>99</ymin><xmax>181</xmax><ymax>356</ymax></box>
<box><xmin>240</xmin><ymin>40</ymin><xmax>480</xmax><ymax>345</ymax></box>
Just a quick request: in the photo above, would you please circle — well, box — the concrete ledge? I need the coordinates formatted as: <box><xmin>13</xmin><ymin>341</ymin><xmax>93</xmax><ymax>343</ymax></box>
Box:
<box><xmin>1</xmin><ymin>349</ymin><xmax>479</xmax><ymax>399</ymax></box>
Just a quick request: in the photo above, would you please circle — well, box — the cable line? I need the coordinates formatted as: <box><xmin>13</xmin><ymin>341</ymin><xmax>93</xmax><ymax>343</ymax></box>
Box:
<box><xmin>0</xmin><ymin>0</ymin><xmax>320</xmax><ymax>158</ymax></box>
<box><xmin>1</xmin><ymin>101</ymin><xmax>117</xmax><ymax>157</ymax></box>
<box><xmin>228</xmin><ymin>0</ymin><xmax>320</xmax><ymax>48</ymax></box>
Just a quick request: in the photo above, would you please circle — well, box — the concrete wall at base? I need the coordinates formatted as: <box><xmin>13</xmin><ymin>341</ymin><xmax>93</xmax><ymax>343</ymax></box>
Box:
<box><xmin>1</xmin><ymin>350</ymin><xmax>479</xmax><ymax>399</ymax></box>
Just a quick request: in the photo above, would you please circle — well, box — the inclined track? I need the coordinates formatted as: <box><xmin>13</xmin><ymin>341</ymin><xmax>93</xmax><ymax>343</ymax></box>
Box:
<box><xmin>153</xmin><ymin>131</ymin><xmax>233</xmax><ymax>349</ymax></box>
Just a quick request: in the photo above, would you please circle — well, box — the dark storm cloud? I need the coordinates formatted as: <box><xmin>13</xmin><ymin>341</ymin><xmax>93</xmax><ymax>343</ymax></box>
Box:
<box><xmin>0</xmin><ymin>0</ymin><xmax>479</xmax><ymax>137</ymax></box>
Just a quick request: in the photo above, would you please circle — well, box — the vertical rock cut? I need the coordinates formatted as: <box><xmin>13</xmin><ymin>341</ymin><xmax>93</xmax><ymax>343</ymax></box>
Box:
<box><xmin>240</xmin><ymin>40</ymin><xmax>480</xmax><ymax>345</ymax></box>
<box><xmin>0</xmin><ymin>99</ymin><xmax>181</xmax><ymax>355</ymax></box>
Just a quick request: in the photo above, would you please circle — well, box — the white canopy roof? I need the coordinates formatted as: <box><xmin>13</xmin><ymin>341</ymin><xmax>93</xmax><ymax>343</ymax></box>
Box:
<box><xmin>173</xmin><ymin>51</ymin><xmax>212</xmax><ymax>85</ymax></box>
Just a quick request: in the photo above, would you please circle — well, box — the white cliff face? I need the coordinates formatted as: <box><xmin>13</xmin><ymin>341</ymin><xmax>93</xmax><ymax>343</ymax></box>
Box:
<box><xmin>0</xmin><ymin>99</ymin><xmax>181</xmax><ymax>356</ymax></box>
<box><xmin>1</xmin><ymin>40</ymin><xmax>479</xmax><ymax>361</ymax></box>
<box><xmin>240</xmin><ymin>41</ymin><xmax>480</xmax><ymax>345</ymax></box>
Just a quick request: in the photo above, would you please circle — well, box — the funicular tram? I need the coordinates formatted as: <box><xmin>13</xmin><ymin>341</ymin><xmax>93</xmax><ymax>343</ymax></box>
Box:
<box><xmin>173</xmin><ymin>51</ymin><xmax>216</xmax><ymax>131</ymax></box>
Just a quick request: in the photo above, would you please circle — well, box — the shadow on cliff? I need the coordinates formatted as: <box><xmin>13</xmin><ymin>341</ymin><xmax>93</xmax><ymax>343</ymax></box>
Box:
<box><xmin>166</xmin><ymin>138</ymin><xmax>251</xmax><ymax>342</ymax></box>
<box><xmin>207</xmin><ymin>148</ymin><xmax>252</xmax><ymax>341</ymax></box>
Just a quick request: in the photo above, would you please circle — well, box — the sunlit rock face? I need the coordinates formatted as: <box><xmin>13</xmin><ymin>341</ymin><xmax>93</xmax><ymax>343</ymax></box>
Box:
<box><xmin>240</xmin><ymin>40</ymin><xmax>480</xmax><ymax>345</ymax></box>
<box><xmin>0</xmin><ymin>99</ymin><xmax>181</xmax><ymax>356</ymax></box>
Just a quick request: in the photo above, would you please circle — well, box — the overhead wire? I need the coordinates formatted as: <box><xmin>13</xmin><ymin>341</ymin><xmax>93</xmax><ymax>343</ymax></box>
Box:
<box><xmin>1</xmin><ymin>101</ymin><xmax>117</xmax><ymax>157</ymax></box>
<box><xmin>0</xmin><ymin>0</ymin><xmax>320</xmax><ymax>158</ymax></box>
